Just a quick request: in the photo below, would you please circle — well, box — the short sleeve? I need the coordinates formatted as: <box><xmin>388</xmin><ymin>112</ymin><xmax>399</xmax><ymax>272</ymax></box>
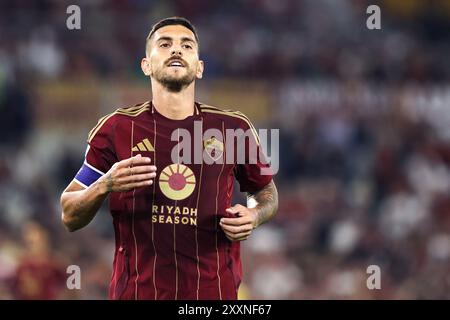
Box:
<box><xmin>73</xmin><ymin>117</ymin><xmax>117</xmax><ymax>188</ymax></box>
<box><xmin>233</xmin><ymin>116</ymin><xmax>274</xmax><ymax>193</ymax></box>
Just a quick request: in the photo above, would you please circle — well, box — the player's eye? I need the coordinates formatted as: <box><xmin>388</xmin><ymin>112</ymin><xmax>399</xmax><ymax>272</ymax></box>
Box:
<box><xmin>160</xmin><ymin>43</ymin><xmax>170</xmax><ymax>48</ymax></box>
<box><xmin>183</xmin><ymin>44</ymin><xmax>193</xmax><ymax>50</ymax></box>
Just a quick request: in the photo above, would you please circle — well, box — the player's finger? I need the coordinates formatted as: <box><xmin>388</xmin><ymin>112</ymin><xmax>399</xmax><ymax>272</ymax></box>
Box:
<box><xmin>117</xmin><ymin>155</ymin><xmax>143</xmax><ymax>168</ymax></box>
<box><xmin>220</xmin><ymin>223</ymin><xmax>251</xmax><ymax>234</ymax></box>
<box><xmin>225</xmin><ymin>204</ymin><xmax>245</xmax><ymax>215</ymax></box>
<box><xmin>220</xmin><ymin>216</ymin><xmax>249</xmax><ymax>226</ymax></box>
<box><xmin>117</xmin><ymin>155</ymin><xmax>152</xmax><ymax>168</ymax></box>
<box><xmin>121</xmin><ymin>180</ymin><xmax>153</xmax><ymax>190</ymax></box>
<box><xmin>223</xmin><ymin>231</ymin><xmax>249</xmax><ymax>242</ymax></box>
<box><xmin>223</xmin><ymin>231</ymin><xmax>236</xmax><ymax>241</ymax></box>
<box><xmin>224</xmin><ymin>234</ymin><xmax>233</xmax><ymax>241</ymax></box>
<box><xmin>126</xmin><ymin>165</ymin><xmax>157</xmax><ymax>175</ymax></box>
<box><xmin>222</xmin><ymin>228</ymin><xmax>234</xmax><ymax>237</ymax></box>
<box><xmin>116</xmin><ymin>165</ymin><xmax>157</xmax><ymax>177</ymax></box>
<box><xmin>228</xmin><ymin>230</ymin><xmax>252</xmax><ymax>239</ymax></box>
<box><xmin>225</xmin><ymin>207</ymin><xmax>238</xmax><ymax>215</ymax></box>
<box><xmin>118</xmin><ymin>172</ymin><xmax>157</xmax><ymax>183</ymax></box>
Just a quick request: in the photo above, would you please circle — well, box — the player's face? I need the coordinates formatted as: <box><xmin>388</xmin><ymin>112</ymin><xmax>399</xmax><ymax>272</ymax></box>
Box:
<box><xmin>142</xmin><ymin>25</ymin><xmax>204</xmax><ymax>92</ymax></box>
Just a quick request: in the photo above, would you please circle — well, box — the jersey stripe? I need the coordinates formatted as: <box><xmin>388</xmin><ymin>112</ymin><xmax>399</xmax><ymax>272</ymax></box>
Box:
<box><xmin>87</xmin><ymin>101</ymin><xmax>149</xmax><ymax>140</ymax></box>
<box><xmin>87</xmin><ymin>102</ymin><xmax>150</xmax><ymax>143</ymax></box>
<box><xmin>173</xmin><ymin>129</ymin><xmax>181</xmax><ymax>300</ymax></box>
<box><xmin>131</xmin><ymin>120</ymin><xmax>140</xmax><ymax>300</ymax></box>
<box><xmin>200</xmin><ymin>104</ymin><xmax>253</xmax><ymax>122</ymax></box>
<box><xmin>151</xmin><ymin>116</ymin><xmax>158</xmax><ymax>299</ymax></box>
<box><xmin>116</xmin><ymin>104</ymin><xmax>150</xmax><ymax>116</ymax></box>
<box><xmin>202</xmin><ymin>107</ymin><xmax>260</xmax><ymax>143</ymax></box>
<box><xmin>214</xmin><ymin>121</ymin><xmax>226</xmax><ymax>300</ymax></box>
<box><xmin>194</xmin><ymin>119</ymin><xmax>204</xmax><ymax>300</ymax></box>
<box><xmin>87</xmin><ymin>113</ymin><xmax>110</xmax><ymax>141</ymax></box>
<box><xmin>87</xmin><ymin>113</ymin><xmax>116</xmax><ymax>143</ymax></box>
<box><xmin>117</xmin><ymin>101</ymin><xmax>150</xmax><ymax>113</ymax></box>
<box><xmin>200</xmin><ymin>105</ymin><xmax>260</xmax><ymax>145</ymax></box>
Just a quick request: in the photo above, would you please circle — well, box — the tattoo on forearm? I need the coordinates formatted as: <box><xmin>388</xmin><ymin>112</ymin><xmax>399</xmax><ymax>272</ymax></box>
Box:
<box><xmin>71</xmin><ymin>199</ymin><xmax>91</xmax><ymax>224</ymax></box>
<box><xmin>247</xmin><ymin>181</ymin><xmax>278</xmax><ymax>227</ymax></box>
<box><xmin>73</xmin><ymin>200</ymin><xmax>84</xmax><ymax>215</ymax></box>
<box><xmin>106</xmin><ymin>173</ymin><xmax>113</xmax><ymax>192</ymax></box>
<box><xmin>68</xmin><ymin>187</ymin><xmax>106</xmax><ymax>228</ymax></box>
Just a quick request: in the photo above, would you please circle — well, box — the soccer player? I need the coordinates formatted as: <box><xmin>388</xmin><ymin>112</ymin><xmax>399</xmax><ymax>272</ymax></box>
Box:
<box><xmin>60</xmin><ymin>17</ymin><xmax>278</xmax><ymax>300</ymax></box>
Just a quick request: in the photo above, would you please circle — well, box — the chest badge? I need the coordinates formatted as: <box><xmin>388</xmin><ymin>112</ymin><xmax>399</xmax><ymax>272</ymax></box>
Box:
<box><xmin>203</xmin><ymin>136</ymin><xmax>224</xmax><ymax>161</ymax></box>
<box><xmin>159</xmin><ymin>164</ymin><xmax>196</xmax><ymax>200</ymax></box>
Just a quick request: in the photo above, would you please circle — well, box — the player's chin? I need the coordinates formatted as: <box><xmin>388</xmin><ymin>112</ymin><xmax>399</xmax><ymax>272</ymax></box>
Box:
<box><xmin>166</xmin><ymin>66</ymin><xmax>187</xmax><ymax>74</ymax></box>
<box><xmin>164</xmin><ymin>71</ymin><xmax>187</xmax><ymax>81</ymax></box>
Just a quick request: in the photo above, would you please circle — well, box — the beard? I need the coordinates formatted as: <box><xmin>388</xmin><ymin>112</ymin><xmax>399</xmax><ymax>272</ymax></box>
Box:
<box><xmin>153</xmin><ymin>66</ymin><xmax>196</xmax><ymax>92</ymax></box>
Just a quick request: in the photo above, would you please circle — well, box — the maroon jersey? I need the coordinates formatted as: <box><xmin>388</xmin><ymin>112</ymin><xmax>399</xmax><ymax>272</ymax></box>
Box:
<box><xmin>74</xmin><ymin>101</ymin><xmax>273</xmax><ymax>300</ymax></box>
<box><xmin>11</xmin><ymin>258</ymin><xmax>65</xmax><ymax>299</ymax></box>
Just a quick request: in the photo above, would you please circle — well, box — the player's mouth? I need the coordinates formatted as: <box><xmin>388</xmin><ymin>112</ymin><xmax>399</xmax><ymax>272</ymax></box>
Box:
<box><xmin>167</xmin><ymin>59</ymin><xmax>186</xmax><ymax>68</ymax></box>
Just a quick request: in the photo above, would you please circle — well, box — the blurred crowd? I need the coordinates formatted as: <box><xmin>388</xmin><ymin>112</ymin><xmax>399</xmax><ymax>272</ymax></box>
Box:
<box><xmin>1</xmin><ymin>0</ymin><xmax>449</xmax><ymax>82</ymax></box>
<box><xmin>1</xmin><ymin>0</ymin><xmax>450</xmax><ymax>299</ymax></box>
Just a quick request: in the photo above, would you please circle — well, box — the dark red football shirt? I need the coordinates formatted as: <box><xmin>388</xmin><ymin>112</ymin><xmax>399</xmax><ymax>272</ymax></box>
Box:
<box><xmin>11</xmin><ymin>258</ymin><xmax>65</xmax><ymax>299</ymax></box>
<box><xmin>74</xmin><ymin>101</ymin><xmax>273</xmax><ymax>300</ymax></box>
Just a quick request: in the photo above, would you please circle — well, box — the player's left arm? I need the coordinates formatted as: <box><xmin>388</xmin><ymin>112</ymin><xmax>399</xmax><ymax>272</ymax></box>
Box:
<box><xmin>220</xmin><ymin>180</ymin><xmax>278</xmax><ymax>242</ymax></box>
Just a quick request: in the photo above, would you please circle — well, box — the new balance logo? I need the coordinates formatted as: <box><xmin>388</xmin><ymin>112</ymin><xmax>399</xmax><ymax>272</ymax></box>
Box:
<box><xmin>132</xmin><ymin>138</ymin><xmax>154</xmax><ymax>152</ymax></box>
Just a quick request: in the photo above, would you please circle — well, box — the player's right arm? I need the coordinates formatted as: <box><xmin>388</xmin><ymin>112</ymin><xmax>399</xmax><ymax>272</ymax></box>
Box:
<box><xmin>60</xmin><ymin>155</ymin><xmax>156</xmax><ymax>232</ymax></box>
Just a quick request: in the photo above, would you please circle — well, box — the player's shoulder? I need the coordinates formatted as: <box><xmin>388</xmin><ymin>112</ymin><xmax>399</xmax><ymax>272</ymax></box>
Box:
<box><xmin>87</xmin><ymin>101</ymin><xmax>150</xmax><ymax>142</ymax></box>
<box><xmin>199</xmin><ymin>102</ymin><xmax>255</xmax><ymax>129</ymax></box>
<box><xmin>115</xmin><ymin>100</ymin><xmax>151</xmax><ymax>116</ymax></box>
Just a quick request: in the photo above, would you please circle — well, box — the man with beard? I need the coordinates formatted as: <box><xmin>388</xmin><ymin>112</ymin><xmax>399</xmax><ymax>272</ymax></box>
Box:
<box><xmin>60</xmin><ymin>17</ymin><xmax>278</xmax><ymax>300</ymax></box>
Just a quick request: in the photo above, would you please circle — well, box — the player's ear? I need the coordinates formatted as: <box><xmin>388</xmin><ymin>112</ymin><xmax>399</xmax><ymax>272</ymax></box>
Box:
<box><xmin>141</xmin><ymin>57</ymin><xmax>152</xmax><ymax>76</ymax></box>
<box><xmin>196</xmin><ymin>60</ymin><xmax>204</xmax><ymax>79</ymax></box>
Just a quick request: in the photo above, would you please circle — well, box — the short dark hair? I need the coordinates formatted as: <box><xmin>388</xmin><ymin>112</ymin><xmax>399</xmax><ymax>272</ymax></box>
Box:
<box><xmin>146</xmin><ymin>16</ymin><xmax>199</xmax><ymax>45</ymax></box>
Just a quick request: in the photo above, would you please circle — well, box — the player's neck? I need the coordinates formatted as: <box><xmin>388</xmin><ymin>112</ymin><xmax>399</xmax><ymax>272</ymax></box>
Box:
<box><xmin>151</xmin><ymin>81</ymin><xmax>196</xmax><ymax>120</ymax></box>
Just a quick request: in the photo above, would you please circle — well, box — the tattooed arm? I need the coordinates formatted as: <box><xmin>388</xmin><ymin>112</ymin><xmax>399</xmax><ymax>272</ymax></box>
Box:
<box><xmin>60</xmin><ymin>155</ymin><xmax>157</xmax><ymax>232</ymax></box>
<box><xmin>60</xmin><ymin>179</ymin><xmax>110</xmax><ymax>232</ymax></box>
<box><xmin>246</xmin><ymin>180</ymin><xmax>279</xmax><ymax>227</ymax></box>
<box><xmin>220</xmin><ymin>180</ymin><xmax>279</xmax><ymax>241</ymax></box>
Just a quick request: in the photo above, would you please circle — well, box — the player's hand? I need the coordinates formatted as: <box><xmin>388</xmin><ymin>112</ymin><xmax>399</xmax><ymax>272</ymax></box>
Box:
<box><xmin>98</xmin><ymin>154</ymin><xmax>157</xmax><ymax>193</ymax></box>
<box><xmin>219</xmin><ymin>204</ymin><xmax>259</xmax><ymax>242</ymax></box>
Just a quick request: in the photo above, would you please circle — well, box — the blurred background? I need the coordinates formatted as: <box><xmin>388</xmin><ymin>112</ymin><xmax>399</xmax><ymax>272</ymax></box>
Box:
<box><xmin>1</xmin><ymin>0</ymin><xmax>450</xmax><ymax>299</ymax></box>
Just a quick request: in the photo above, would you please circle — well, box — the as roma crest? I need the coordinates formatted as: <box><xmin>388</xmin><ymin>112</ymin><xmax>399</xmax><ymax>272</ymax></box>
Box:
<box><xmin>203</xmin><ymin>136</ymin><xmax>224</xmax><ymax>162</ymax></box>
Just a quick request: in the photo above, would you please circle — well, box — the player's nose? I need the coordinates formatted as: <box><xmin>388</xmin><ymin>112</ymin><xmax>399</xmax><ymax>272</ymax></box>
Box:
<box><xmin>171</xmin><ymin>48</ymin><xmax>182</xmax><ymax>56</ymax></box>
